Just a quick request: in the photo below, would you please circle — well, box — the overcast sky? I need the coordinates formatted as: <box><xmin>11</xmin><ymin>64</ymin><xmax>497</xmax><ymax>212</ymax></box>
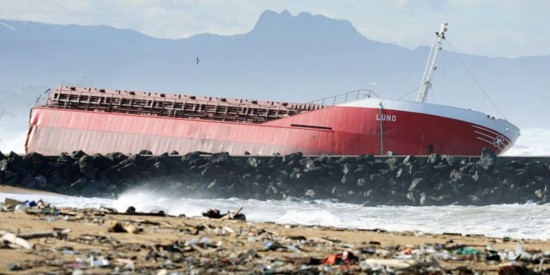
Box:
<box><xmin>0</xmin><ymin>0</ymin><xmax>548</xmax><ymax>58</ymax></box>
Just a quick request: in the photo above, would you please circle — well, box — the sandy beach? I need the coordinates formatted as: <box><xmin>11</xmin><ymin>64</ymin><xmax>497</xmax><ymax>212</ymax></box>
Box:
<box><xmin>1</xmin><ymin>186</ymin><xmax>549</xmax><ymax>274</ymax></box>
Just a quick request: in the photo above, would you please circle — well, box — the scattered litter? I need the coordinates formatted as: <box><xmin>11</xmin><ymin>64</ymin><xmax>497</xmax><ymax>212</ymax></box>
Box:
<box><xmin>0</xmin><ymin>199</ymin><xmax>549</xmax><ymax>273</ymax></box>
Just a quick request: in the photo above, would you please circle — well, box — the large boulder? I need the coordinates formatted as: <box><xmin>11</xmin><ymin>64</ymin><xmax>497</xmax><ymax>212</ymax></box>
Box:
<box><xmin>79</xmin><ymin>156</ymin><xmax>98</xmax><ymax>180</ymax></box>
<box><xmin>478</xmin><ymin>148</ymin><xmax>497</xmax><ymax>171</ymax></box>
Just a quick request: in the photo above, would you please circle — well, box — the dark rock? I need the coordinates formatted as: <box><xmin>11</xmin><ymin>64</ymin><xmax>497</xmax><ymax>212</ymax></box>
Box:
<box><xmin>526</xmin><ymin>161</ymin><xmax>546</xmax><ymax>177</ymax></box>
<box><xmin>356</xmin><ymin>177</ymin><xmax>366</xmax><ymax>187</ymax></box>
<box><xmin>247</xmin><ymin>157</ymin><xmax>260</xmax><ymax>168</ymax></box>
<box><xmin>340</xmin><ymin>173</ymin><xmax>357</xmax><ymax>186</ymax></box>
<box><xmin>5</xmin><ymin>152</ymin><xmax>25</xmax><ymax>173</ymax></box>
<box><xmin>342</xmin><ymin>163</ymin><xmax>356</xmax><ymax>175</ymax></box>
<box><xmin>209</xmin><ymin>152</ymin><xmax>230</xmax><ymax>164</ymax></box>
<box><xmin>369</xmin><ymin>173</ymin><xmax>387</xmax><ymax>188</ymax></box>
<box><xmin>506</xmin><ymin>160</ymin><xmax>526</xmax><ymax>170</ymax></box>
<box><xmin>151</xmin><ymin>161</ymin><xmax>168</xmax><ymax>175</ymax></box>
<box><xmin>408</xmin><ymin>178</ymin><xmax>427</xmax><ymax>192</ymax></box>
<box><xmin>513</xmin><ymin>169</ymin><xmax>529</xmax><ymax>183</ymax></box>
<box><xmin>70</xmin><ymin>177</ymin><xmax>89</xmax><ymax>191</ymax></box>
<box><xmin>169</xmin><ymin>150</ymin><xmax>179</xmax><ymax>155</ymax></box>
<box><xmin>139</xmin><ymin>150</ymin><xmax>153</xmax><ymax>155</ymax></box>
<box><xmin>0</xmin><ymin>159</ymin><xmax>7</xmax><ymax>172</ymax></box>
<box><xmin>91</xmin><ymin>153</ymin><xmax>113</xmax><ymax>170</ymax></box>
<box><xmin>402</xmin><ymin>155</ymin><xmax>416</xmax><ymax>165</ymax></box>
<box><xmin>116</xmin><ymin>162</ymin><xmax>139</xmax><ymax>178</ymax></box>
<box><xmin>50</xmin><ymin>174</ymin><xmax>69</xmax><ymax>186</ymax></box>
<box><xmin>34</xmin><ymin>174</ymin><xmax>48</xmax><ymax>189</ymax></box>
<box><xmin>385</xmin><ymin>157</ymin><xmax>400</xmax><ymax>172</ymax></box>
<box><xmin>2</xmin><ymin>150</ymin><xmax>549</xmax><ymax>207</ymax></box>
<box><xmin>450</xmin><ymin>170</ymin><xmax>467</xmax><ymax>183</ymax></box>
<box><xmin>426</xmin><ymin>153</ymin><xmax>441</xmax><ymax>165</ymax></box>
<box><xmin>20</xmin><ymin>174</ymin><xmax>36</xmax><ymax>188</ymax></box>
<box><xmin>71</xmin><ymin>150</ymin><xmax>87</xmax><ymax>160</ymax></box>
<box><xmin>79</xmin><ymin>156</ymin><xmax>98</xmax><ymax>180</ymax></box>
<box><xmin>419</xmin><ymin>193</ymin><xmax>437</xmax><ymax>206</ymax></box>
<box><xmin>268</xmin><ymin>156</ymin><xmax>282</xmax><ymax>167</ymax></box>
<box><xmin>478</xmin><ymin>148</ymin><xmax>497</xmax><ymax>171</ymax></box>
<box><xmin>270</xmin><ymin>169</ymin><xmax>289</xmax><ymax>182</ymax></box>
<box><xmin>440</xmin><ymin>155</ymin><xmax>458</xmax><ymax>168</ymax></box>
<box><xmin>331</xmin><ymin>185</ymin><xmax>348</xmax><ymax>199</ymax></box>
<box><xmin>201</xmin><ymin>164</ymin><xmax>228</xmax><ymax>181</ymax></box>
<box><xmin>105</xmin><ymin>152</ymin><xmax>127</xmax><ymax>164</ymax></box>
<box><xmin>81</xmin><ymin>180</ymin><xmax>109</xmax><ymax>197</ymax></box>
<box><xmin>304</xmin><ymin>189</ymin><xmax>316</xmax><ymax>199</ymax></box>
<box><xmin>57</xmin><ymin>153</ymin><xmax>75</xmax><ymax>164</ymax></box>
<box><xmin>370</xmin><ymin>159</ymin><xmax>388</xmax><ymax>171</ymax></box>
<box><xmin>183</xmin><ymin>151</ymin><xmax>202</xmax><ymax>162</ymax></box>
<box><xmin>2</xmin><ymin>172</ymin><xmax>20</xmax><ymax>185</ymax></box>
<box><xmin>23</xmin><ymin>152</ymin><xmax>46</xmax><ymax>170</ymax></box>
<box><xmin>283</xmin><ymin>152</ymin><xmax>303</xmax><ymax>164</ymax></box>
<box><xmin>265</xmin><ymin>182</ymin><xmax>282</xmax><ymax>200</ymax></box>
<box><xmin>356</xmin><ymin>154</ymin><xmax>374</xmax><ymax>165</ymax></box>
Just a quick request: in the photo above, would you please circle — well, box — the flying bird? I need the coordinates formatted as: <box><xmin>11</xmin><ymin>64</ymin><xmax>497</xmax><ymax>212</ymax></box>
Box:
<box><xmin>196</xmin><ymin>57</ymin><xmax>200</xmax><ymax>64</ymax></box>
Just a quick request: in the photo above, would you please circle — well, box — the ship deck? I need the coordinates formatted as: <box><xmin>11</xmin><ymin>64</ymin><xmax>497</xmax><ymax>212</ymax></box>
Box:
<box><xmin>44</xmin><ymin>86</ymin><xmax>326</xmax><ymax>124</ymax></box>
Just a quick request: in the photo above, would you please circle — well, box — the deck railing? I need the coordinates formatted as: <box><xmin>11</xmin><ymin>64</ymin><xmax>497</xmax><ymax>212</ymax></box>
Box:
<box><xmin>309</xmin><ymin>89</ymin><xmax>378</xmax><ymax>106</ymax></box>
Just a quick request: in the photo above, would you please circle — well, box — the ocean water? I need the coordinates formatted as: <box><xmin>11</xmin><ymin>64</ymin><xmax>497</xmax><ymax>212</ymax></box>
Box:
<box><xmin>1</xmin><ymin>128</ymin><xmax>549</xmax><ymax>240</ymax></box>
<box><xmin>1</xmin><ymin>190</ymin><xmax>549</xmax><ymax>240</ymax></box>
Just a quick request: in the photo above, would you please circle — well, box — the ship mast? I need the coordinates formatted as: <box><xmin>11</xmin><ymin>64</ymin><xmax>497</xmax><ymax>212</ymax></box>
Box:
<box><xmin>416</xmin><ymin>23</ymin><xmax>448</xmax><ymax>103</ymax></box>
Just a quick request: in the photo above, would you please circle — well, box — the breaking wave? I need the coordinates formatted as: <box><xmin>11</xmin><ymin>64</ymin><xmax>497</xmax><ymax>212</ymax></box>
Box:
<box><xmin>1</xmin><ymin>190</ymin><xmax>549</xmax><ymax>240</ymax></box>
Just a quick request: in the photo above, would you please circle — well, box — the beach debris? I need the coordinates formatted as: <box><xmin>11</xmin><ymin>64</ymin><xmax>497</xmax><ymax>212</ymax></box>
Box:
<box><xmin>1</xmin><ymin>232</ymin><xmax>34</xmax><ymax>249</ymax></box>
<box><xmin>3</xmin><ymin>197</ymin><xmax>23</xmax><ymax>208</ymax></box>
<box><xmin>120</xmin><ymin>206</ymin><xmax>167</xmax><ymax>217</ymax></box>
<box><xmin>202</xmin><ymin>209</ymin><xmax>224</xmax><ymax>219</ymax></box>
<box><xmin>323</xmin><ymin>250</ymin><xmax>357</xmax><ymax>265</ymax></box>
<box><xmin>0</xmin><ymin>197</ymin><xmax>549</xmax><ymax>273</ymax></box>
<box><xmin>107</xmin><ymin>220</ymin><xmax>140</xmax><ymax>234</ymax></box>
<box><xmin>202</xmin><ymin>207</ymin><xmax>246</xmax><ymax>221</ymax></box>
<box><xmin>498</xmin><ymin>264</ymin><xmax>534</xmax><ymax>274</ymax></box>
<box><xmin>364</xmin><ymin>258</ymin><xmax>415</xmax><ymax>269</ymax></box>
<box><xmin>16</xmin><ymin>228</ymin><xmax>71</xmax><ymax>240</ymax></box>
<box><xmin>6</xmin><ymin>263</ymin><xmax>22</xmax><ymax>271</ymax></box>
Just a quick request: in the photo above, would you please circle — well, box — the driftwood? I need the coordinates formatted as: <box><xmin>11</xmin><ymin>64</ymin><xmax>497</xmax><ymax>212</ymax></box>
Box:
<box><xmin>17</xmin><ymin>228</ymin><xmax>71</xmax><ymax>240</ymax></box>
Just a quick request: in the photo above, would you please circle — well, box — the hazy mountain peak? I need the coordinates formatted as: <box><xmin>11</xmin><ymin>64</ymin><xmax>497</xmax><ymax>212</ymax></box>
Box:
<box><xmin>252</xmin><ymin>10</ymin><xmax>293</xmax><ymax>32</ymax></box>
<box><xmin>250</xmin><ymin>9</ymin><xmax>362</xmax><ymax>42</ymax></box>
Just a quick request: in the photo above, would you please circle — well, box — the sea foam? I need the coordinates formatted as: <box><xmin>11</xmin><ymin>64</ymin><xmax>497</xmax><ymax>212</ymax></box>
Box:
<box><xmin>1</xmin><ymin>190</ymin><xmax>549</xmax><ymax>240</ymax></box>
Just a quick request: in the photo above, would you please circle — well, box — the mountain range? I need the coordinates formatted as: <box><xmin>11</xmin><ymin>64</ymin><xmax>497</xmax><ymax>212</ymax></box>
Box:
<box><xmin>1</xmin><ymin>10</ymin><xmax>549</xmax><ymax>130</ymax></box>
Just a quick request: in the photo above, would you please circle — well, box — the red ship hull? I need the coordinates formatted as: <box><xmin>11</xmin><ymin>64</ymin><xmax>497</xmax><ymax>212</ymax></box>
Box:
<box><xmin>26</xmin><ymin>97</ymin><xmax>519</xmax><ymax>156</ymax></box>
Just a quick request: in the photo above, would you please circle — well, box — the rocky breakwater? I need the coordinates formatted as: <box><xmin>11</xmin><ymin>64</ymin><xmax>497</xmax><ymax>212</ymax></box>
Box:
<box><xmin>0</xmin><ymin>149</ymin><xmax>549</xmax><ymax>206</ymax></box>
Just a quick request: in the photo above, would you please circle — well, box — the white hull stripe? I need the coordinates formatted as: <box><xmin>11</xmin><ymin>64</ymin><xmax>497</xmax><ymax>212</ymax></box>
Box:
<box><xmin>472</xmin><ymin>124</ymin><xmax>511</xmax><ymax>143</ymax></box>
<box><xmin>476</xmin><ymin>137</ymin><xmax>506</xmax><ymax>149</ymax></box>
<box><xmin>473</xmin><ymin>124</ymin><xmax>510</xmax><ymax>149</ymax></box>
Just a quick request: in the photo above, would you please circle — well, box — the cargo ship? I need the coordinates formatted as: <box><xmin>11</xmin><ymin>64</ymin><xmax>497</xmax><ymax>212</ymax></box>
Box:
<box><xmin>25</xmin><ymin>23</ymin><xmax>520</xmax><ymax>156</ymax></box>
